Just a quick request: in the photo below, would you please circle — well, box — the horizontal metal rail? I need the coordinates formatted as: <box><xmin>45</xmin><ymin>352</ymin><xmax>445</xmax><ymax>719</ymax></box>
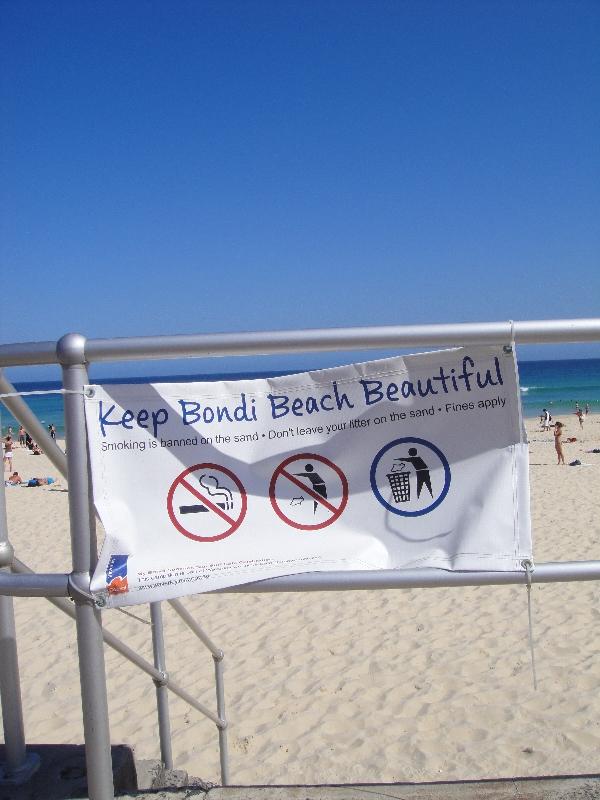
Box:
<box><xmin>218</xmin><ymin>560</ymin><xmax>600</xmax><ymax>592</ymax></box>
<box><xmin>1</xmin><ymin>318</ymin><xmax>600</xmax><ymax>367</ymax></box>
<box><xmin>0</xmin><ymin>568</ymin><xmax>68</xmax><ymax>597</ymax></box>
<box><xmin>4</xmin><ymin>560</ymin><xmax>600</xmax><ymax>598</ymax></box>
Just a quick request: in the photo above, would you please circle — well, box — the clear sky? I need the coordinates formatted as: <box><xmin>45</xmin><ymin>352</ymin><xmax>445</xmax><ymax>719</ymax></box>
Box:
<box><xmin>2</xmin><ymin>0</ymin><xmax>599</xmax><ymax>380</ymax></box>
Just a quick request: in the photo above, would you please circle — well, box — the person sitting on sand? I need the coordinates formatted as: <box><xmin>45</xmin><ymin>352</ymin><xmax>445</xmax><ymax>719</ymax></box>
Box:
<box><xmin>5</xmin><ymin>471</ymin><xmax>22</xmax><ymax>486</ymax></box>
<box><xmin>31</xmin><ymin>443</ymin><xmax>43</xmax><ymax>455</ymax></box>
<box><xmin>25</xmin><ymin>477</ymin><xmax>56</xmax><ymax>487</ymax></box>
<box><xmin>554</xmin><ymin>421</ymin><xmax>565</xmax><ymax>465</ymax></box>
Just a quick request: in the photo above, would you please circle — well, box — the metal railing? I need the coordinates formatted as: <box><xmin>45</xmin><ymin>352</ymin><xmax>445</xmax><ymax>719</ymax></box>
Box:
<box><xmin>1</xmin><ymin>317</ymin><xmax>599</xmax><ymax>799</ymax></box>
<box><xmin>6</xmin><ymin>558</ymin><xmax>228</xmax><ymax>776</ymax></box>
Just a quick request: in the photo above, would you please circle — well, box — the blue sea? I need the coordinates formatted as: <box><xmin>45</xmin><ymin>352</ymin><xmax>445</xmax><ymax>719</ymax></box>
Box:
<box><xmin>2</xmin><ymin>358</ymin><xmax>600</xmax><ymax>439</ymax></box>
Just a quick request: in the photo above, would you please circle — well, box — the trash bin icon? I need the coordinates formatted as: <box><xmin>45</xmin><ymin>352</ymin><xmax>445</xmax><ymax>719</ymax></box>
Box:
<box><xmin>387</xmin><ymin>470</ymin><xmax>411</xmax><ymax>503</ymax></box>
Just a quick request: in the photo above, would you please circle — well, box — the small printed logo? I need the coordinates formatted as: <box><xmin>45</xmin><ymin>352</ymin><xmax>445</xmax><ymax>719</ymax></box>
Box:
<box><xmin>106</xmin><ymin>554</ymin><xmax>129</xmax><ymax>595</ymax></box>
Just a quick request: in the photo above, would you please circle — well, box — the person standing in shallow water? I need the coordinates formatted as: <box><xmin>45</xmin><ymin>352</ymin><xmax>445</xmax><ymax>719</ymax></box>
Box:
<box><xmin>554</xmin><ymin>421</ymin><xmax>565</xmax><ymax>465</ymax></box>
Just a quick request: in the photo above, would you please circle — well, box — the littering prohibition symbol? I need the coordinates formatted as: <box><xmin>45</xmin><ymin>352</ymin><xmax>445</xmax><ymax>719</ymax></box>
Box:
<box><xmin>269</xmin><ymin>452</ymin><xmax>349</xmax><ymax>531</ymax></box>
<box><xmin>370</xmin><ymin>437</ymin><xmax>451</xmax><ymax>517</ymax></box>
<box><xmin>167</xmin><ymin>463</ymin><xmax>247</xmax><ymax>542</ymax></box>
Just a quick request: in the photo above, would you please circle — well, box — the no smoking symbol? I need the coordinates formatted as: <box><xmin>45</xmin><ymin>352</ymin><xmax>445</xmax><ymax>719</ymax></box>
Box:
<box><xmin>269</xmin><ymin>453</ymin><xmax>348</xmax><ymax>531</ymax></box>
<box><xmin>167</xmin><ymin>463</ymin><xmax>247</xmax><ymax>542</ymax></box>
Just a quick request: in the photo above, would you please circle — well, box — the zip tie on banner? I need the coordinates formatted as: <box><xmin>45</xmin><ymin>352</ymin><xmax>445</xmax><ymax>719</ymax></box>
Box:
<box><xmin>521</xmin><ymin>558</ymin><xmax>538</xmax><ymax>691</ymax></box>
<box><xmin>0</xmin><ymin>389</ymin><xmax>84</xmax><ymax>399</ymax></box>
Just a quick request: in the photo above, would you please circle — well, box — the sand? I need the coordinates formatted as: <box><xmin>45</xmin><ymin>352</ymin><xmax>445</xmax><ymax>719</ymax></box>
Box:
<box><xmin>3</xmin><ymin>413</ymin><xmax>600</xmax><ymax>785</ymax></box>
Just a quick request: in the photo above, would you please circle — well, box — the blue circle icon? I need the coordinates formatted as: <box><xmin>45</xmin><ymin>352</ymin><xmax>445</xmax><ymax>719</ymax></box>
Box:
<box><xmin>370</xmin><ymin>437</ymin><xmax>451</xmax><ymax>517</ymax></box>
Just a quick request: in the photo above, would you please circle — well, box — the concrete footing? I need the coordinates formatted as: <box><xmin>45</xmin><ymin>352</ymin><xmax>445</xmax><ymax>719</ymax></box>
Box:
<box><xmin>122</xmin><ymin>774</ymin><xmax>600</xmax><ymax>800</ymax></box>
<box><xmin>3</xmin><ymin>748</ymin><xmax>600</xmax><ymax>800</ymax></box>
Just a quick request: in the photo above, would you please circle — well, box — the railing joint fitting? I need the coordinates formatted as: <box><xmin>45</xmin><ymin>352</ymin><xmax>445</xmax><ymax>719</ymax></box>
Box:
<box><xmin>212</xmin><ymin>650</ymin><xmax>225</xmax><ymax>663</ymax></box>
<box><xmin>0</xmin><ymin>541</ymin><xmax>15</xmax><ymax>569</ymax></box>
<box><xmin>216</xmin><ymin>717</ymin><xmax>228</xmax><ymax>731</ymax></box>
<box><xmin>67</xmin><ymin>571</ymin><xmax>96</xmax><ymax>605</ymax></box>
<box><xmin>56</xmin><ymin>333</ymin><xmax>88</xmax><ymax>366</ymax></box>
<box><xmin>153</xmin><ymin>670</ymin><xmax>169</xmax><ymax>687</ymax></box>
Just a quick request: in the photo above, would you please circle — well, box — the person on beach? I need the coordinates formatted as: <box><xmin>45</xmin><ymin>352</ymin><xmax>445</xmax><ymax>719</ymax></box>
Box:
<box><xmin>575</xmin><ymin>408</ymin><xmax>584</xmax><ymax>429</ymax></box>
<box><xmin>48</xmin><ymin>424</ymin><xmax>56</xmax><ymax>440</ymax></box>
<box><xmin>3</xmin><ymin>436</ymin><xmax>14</xmax><ymax>472</ymax></box>
<box><xmin>18</xmin><ymin>426</ymin><xmax>25</xmax><ymax>446</ymax></box>
<box><xmin>5</xmin><ymin>471</ymin><xmax>22</xmax><ymax>485</ymax></box>
<box><xmin>554</xmin><ymin>421</ymin><xmax>565</xmax><ymax>465</ymax></box>
<box><xmin>585</xmin><ymin>403</ymin><xmax>590</xmax><ymax>415</ymax></box>
<box><xmin>25</xmin><ymin>477</ymin><xmax>56</xmax><ymax>487</ymax></box>
<box><xmin>540</xmin><ymin>408</ymin><xmax>551</xmax><ymax>431</ymax></box>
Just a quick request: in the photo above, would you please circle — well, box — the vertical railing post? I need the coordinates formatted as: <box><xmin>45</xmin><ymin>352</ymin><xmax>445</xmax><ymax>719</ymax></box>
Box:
<box><xmin>58</xmin><ymin>333</ymin><xmax>114</xmax><ymax>800</ymax></box>
<box><xmin>0</xmin><ymin>478</ymin><xmax>40</xmax><ymax>784</ymax></box>
<box><xmin>213</xmin><ymin>652</ymin><xmax>229</xmax><ymax>785</ymax></box>
<box><xmin>149</xmin><ymin>602</ymin><xmax>173</xmax><ymax>769</ymax></box>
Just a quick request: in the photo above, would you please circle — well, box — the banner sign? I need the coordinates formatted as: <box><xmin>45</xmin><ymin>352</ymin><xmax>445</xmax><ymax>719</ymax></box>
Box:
<box><xmin>85</xmin><ymin>345</ymin><xmax>532</xmax><ymax>607</ymax></box>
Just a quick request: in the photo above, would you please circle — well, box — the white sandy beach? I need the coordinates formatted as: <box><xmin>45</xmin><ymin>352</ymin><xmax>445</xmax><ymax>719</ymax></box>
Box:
<box><xmin>3</xmin><ymin>413</ymin><xmax>600</xmax><ymax>785</ymax></box>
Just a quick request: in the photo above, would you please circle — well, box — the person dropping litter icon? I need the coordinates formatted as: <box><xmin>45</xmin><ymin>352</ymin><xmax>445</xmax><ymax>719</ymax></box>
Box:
<box><xmin>294</xmin><ymin>463</ymin><xmax>327</xmax><ymax>514</ymax></box>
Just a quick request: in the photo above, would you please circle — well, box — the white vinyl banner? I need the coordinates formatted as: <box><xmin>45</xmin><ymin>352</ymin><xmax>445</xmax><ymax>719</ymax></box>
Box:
<box><xmin>86</xmin><ymin>345</ymin><xmax>532</xmax><ymax>607</ymax></box>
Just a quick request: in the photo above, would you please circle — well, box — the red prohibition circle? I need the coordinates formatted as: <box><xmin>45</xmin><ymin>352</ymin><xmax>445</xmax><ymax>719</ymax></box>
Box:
<box><xmin>269</xmin><ymin>452</ymin><xmax>349</xmax><ymax>531</ymax></box>
<box><xmin>167</xmin><ymin>462</ymin><xmax>247</xmax><ymax>542</ymax></box>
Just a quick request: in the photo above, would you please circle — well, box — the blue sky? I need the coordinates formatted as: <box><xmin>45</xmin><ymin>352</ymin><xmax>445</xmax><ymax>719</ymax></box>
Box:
<box><xmin>2</xmin><ymin>0</ymin><xmax>599</xmax><ymax>380</ymax></box>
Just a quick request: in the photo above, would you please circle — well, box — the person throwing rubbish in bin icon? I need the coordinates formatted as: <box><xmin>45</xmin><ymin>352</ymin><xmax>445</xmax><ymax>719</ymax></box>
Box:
<box><xmin>394</xmin><ymin>447</ymin><xmax>433</xmax><ymax>499</ymax></box>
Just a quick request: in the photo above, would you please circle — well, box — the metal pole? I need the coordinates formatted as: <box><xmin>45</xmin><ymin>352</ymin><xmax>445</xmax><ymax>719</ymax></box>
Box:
<box><xmin>149</xmin><ymin>602</ymin><xmax>173</xmax><ymax>770</ymax></box>
<box><xmin>82</xmin><ymin>318</ymin><xmax>600</xmax><ymax>362</ymax></box>
<box><xmin>218</xmin><ymin>560</ymin><xmax>600</xmax><ymax>592</ymax></box>
<box><xmin>58</xmin><ymin>333</ymin><xmax>114</xmax><ymax>800</ymax></box>
<box><xmin>213</xmin><ymin>653</ymin><xmax>229</xmax><ymax>785</ymax></box>
<box><xmin>0</xmin><ymin>570</ymin><xmax>69</xmax><ymax>597</ymax></box>
<box><xmin>0</xmin><ymin>478</ymin><xmax>39</xmax><ymax>783</ymax></box>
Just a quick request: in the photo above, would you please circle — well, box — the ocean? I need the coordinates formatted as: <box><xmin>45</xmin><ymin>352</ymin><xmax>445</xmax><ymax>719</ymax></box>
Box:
<box><xmin>2</xmin><ymin>358</ymin><xmax>600</xmax><ymax>439</ymax></box>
